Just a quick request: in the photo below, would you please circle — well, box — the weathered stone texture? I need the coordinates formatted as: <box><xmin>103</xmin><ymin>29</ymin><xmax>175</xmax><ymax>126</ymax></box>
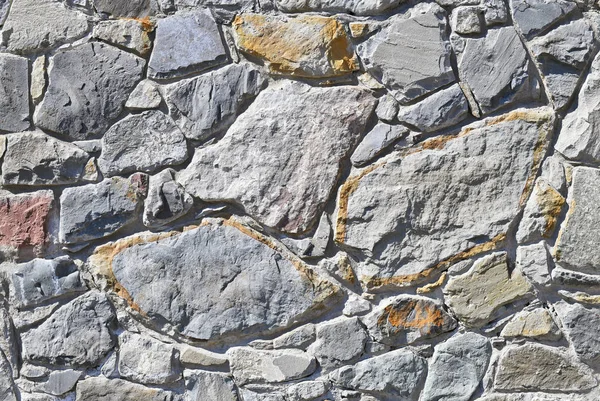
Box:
<box><xmin>0</xmin><ymin>54</ymin><xmax>30</xmax><ymax>132</ymax></box>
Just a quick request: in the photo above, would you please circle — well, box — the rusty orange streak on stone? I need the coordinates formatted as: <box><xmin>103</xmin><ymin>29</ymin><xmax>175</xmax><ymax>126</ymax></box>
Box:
<box><xmin>378</xmin><ymin>300</ymin><xmax>447</xmax><ymax>333</ymax></box>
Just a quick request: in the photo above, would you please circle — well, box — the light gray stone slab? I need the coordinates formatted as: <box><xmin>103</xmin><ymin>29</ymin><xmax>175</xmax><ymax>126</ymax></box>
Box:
<box><xmin>126</xmin><ymin>80</ymin><xmax>162</xmax><ymax>111</ymax></box>
<box><xmin>75</xmin><ymin>376</ymin><xmax>175</xmax><ymax>401</ymax></box>
<box><xmin>91</xmin><ymin>0</ymin><xmax>152</xmax><ymax>17</ymax></box>
<box><xmin>118</xmin><ymin>332</ymin><xmax>180</xmax><ymax>384</ymax></box>
<box><xmin>516</xmin><ymin>242</ymin><xmax>552</xmax><ymax>286</ymax></box>
<box><xmin>309</xmin><ymin>317</ymin><xmax>368</xmax><ymax>371</ymax></box>
<box><xmin>276</xmin><ymin>0</ymin><xmax>404</xmax><ymax>15</ymax></box>
<box><xmin>501</xmin><ymin>307</ymin><xmax>561</xmax><ymax>340</ymax></box>
<box><xmin>510</xmin><ymin>0</ymin><xmax>578</xmax><ymax>39</ymax></box>
<box><xmin>93</xmin><ymin>18</ymin><xmax>153</xmax><ymax>57</ymax></box>
<box><xmin>143</xmin><ymin>168</ymin><xmax>193</xmax><ymax>229</ymax></box>
<box><xmin>185</xmin><ymin>370</ymin><xmax>239</xmax><ymax>401</ymax></box>
<box><xmin>351</xmin><ymin>123</ymin><xmax>408</xmax><ymax>167</ymax></box>
<box><xmin>516</xmin><ymin>177</ymin><xmax>565</xmax><ymax>244</ymax></box>
<box><xmin>554</xmin><ymin>301</ymin><xmax>600</xmax><ymax>366</ymax></box>
<box><xmin>451</xmin><ymin>6</ymin><xmax>484</xmax><ymax>35</ymax></box>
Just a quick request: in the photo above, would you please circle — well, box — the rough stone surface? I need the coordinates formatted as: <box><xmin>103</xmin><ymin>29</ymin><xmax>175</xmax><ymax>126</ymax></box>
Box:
<box><xmin>92</xmin><ymin>0</ymin><xmax>152</xmax><ymax>17</ymax></box>
<box><xmin>185</xmin><ymin>370</ymin><xmax>239</xmax><ymax>401</ymax></box>
<box><xmin>34</xmin><ymin>42</ymin><xmax>145</xmax><ymax>141</ymax></box>
<box><xmin>554</xmin><ymin>301</ymin><xmax>600</xmax><ymax>366</ymax></box>
<box><xmin>118</xmin><ymin>333</ymin><xmax>180</xmax><ymax>384</ymax></box>
<box><xmin>516</xmin><ymin>177</ymin><xmax>565</xmax><ymax>243</ymax></box>
<box><xmin>350</xmin><ymin>123</ymin><xmax>408</xmax><ymax>167</ymax></box>
<box><xmin>276</xmin><ymin>0</ymin><xmax>403</xmax><ymax>15</ymax></box>
<box><xmin>516</xmin><ymin>242</ymin><xmax>552</xmax><ymax>286</ymax></box>
<box><xmin>501</xmin><ymin>307</ymin><xmax>561</xmax><ymax>339</ymax></box>
<box><xmin>93</xmin><ymin>18</ymin><xmax>154</xmax><ymax>57</ymax></box>
<box><xmin>510</xmin><ymin>0</ymin><xmax>577</xmax><ymax>39</ymax></box>
<box><xmin>451</xmin><ymin>6</ymin><xmax>484</xmax><ymax>35</ymax></box>
<box><xmin>0</xmin><ymin>54</ymin><xmax>30</xmax><ymax>132</ymax></box>
<box><xmin>126</xmin><ymin>80</ymin><xmax>162</xmax><ymax>111</ymax></box>
<box><xmin>75</xmin><ymin>377</ymin><xmax>175</xmax><ymax>400</ymax></box>
<box><xmin>143</xmin><ymin>168</ymin><xmax>193</xmax><ymax>229</ymax></box>
<box><xmin>308</xmin><ymin>317</ymin><xmax>368</xmax><ymax>371</ymax></box>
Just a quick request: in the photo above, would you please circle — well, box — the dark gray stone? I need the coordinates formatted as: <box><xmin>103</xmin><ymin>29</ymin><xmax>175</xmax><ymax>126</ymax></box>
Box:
<box><xmin>0</xmin><ymin>54</ymin><xmax>30</xmax><ymax>132</ymax></box>
<box><xmin>91</xmin><ymin>0</ymin><xmax>152</xmax><ymax>17</ymax></box>
<box><xmin>143</xmin><ymin>168</ymin><xmax>194</xmax><ymax>229</ymax></box>
<box><xmin>510</xmin><ymin>0</ymin><xmax>578</xmax><ymax>39</ymax></box>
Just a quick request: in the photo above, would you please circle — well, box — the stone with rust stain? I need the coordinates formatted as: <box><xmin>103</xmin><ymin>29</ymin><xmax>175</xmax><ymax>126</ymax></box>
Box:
<box><xmin>335</xmin><ymin>108</ymin><xmax>553</xmax><ymax>290</ymax></box>
<box><xmin>89</xmin><ymin>219</ymin><xmax>340</xmax><ymax>341</ymax></box>
<box><xmin>443</xmin><ymin>252</ymin><xmax>533</xmax><ymax>327</ymax></box>
<box><xmin>93</xmin><ymin>18</ymin><xmax>154</xmax><ymax>57</ymax></box>
<box><xmin>233</xmin><ymin>13</ymin><xmax>358</xmax><ymax>78</ymax></box>
<box><xmin>364</xmin><ymin>295</ymin><xmax>457</xmax><ymax>346</ymax></box>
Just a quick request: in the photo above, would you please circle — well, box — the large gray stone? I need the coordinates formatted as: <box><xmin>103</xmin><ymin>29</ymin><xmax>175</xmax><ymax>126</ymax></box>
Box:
<box><xmin>335</xmin><ymin>108</ymin><xmax>553</xmax><ymax>290</ymax></box>
<box><xmin>554</xmin><ymin>301</ymin><xmax>600</xmax><ymax>366</ymax></box>
<box><xmin>75</xmin><ymin>377</ymin><xmax>175</xmax><ymax>401</ymax></box>
<box><xmin>0</xmin><ymin>54</ymin><xmax>30</xmax><ymax>132</ymax></box>
<box><xmin>10</xmin><ymin>256</ymin><xmax>86</xmax><ymax>308</ymax></box>
<box><xmin>21</xmin><ymin>291</ymin><xmax>115</xmax><ymax>367</ymax></box>
<box><xmin>178</xmin><ymin>80</ymin><xmax>376</xmax><ymax>234</ymax></box>
<box><xmin>185</xmin><ymin>370</ymin><xmax>239</xmax><ymax>401</ymax></box>
<box><xmin>510</xmin><ymin>0</ymin><xmax>577</xmax><ymax>39</ymax></box>
<box><xmin>1</xmin><ymin>0</ymin><xmax>89</xmax><ymax>54</ymax></box>
<box><xmin>164</xmin><ymin>63</ymin><xmax>266</xmax><ymax>141</ymax></box>
<box><xmin>93</xmin><ymin>220</ymin><xmax>340</xmax><ymax>340</ymax></box>
<box><xmin>34</xmin><ymin>42</ymin><xmax>145</xmax><ymax>141</ymax></box>
<box><xmin>555</xmin><ymin>167</ymin><xmax>600</xmax><ymax>273</ymax></box>
<box><xmin>330</xmin><ymin>349</ymin><xmax>426</xmax><ymax>399</ymax></box>
<box><xmin>118</xmin><ymin>332</ymin><xmax>180</xmax><ymax>384</ymax></box>
<box><xmin>1</xmin><ymin>131</ymin><xmax>89</xmax><ymax>186</ymax></box>
<box><xmin>494</xmin><ymin>343</ymin><xmax>596</xmax><ymax>392</ymax></box>
<box><xmin>98</xmin><ymin>111</ymin><xmax>188</xmax><ymax>177</ymax></box>
<box><xmin>421</xmin><ymin>333</ymin><xmax>491</xmax><ymax>401</ymax></box>
<box><xmin>308</xmin><ymin>317</ymin><xmax>368</xmax><ymax>371</ymax></box>
<box><xmin>148</xmin><ymin>10</ymin><xmax>228</xmax><ymax>80</ymax></box>
<box><xmin>276</xmin><ymin>0</ymin><xmax>404</xmax><ymax>15</ymax></box>
<box><xmin>454</xmin><ymin>26</ymin><xmax>538</xmax><ymax>115</ymax></box>
<box><xmin>91</xmin><ymin>0</ymin><xmax>152</xmax><ymax>17</ymax></box>
<box><xmin>357</xmin><ymin>3</ymin><xmax>454</xmax><ymax>104</ymax></box>
<box><xmin>143</xmin><ymin>168</ymin><xmax>193</xmax><ymax>229</ymax></box>
<box><xmin>59</xmin><ymin>176</ymin><xmax>146</xmax><ymax>244</ymax></box>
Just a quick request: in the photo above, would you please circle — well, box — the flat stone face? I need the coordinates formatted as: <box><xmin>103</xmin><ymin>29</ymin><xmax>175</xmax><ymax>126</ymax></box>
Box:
<box><xmin>309</xmin><ymin>317</ymin><xmax>368</xmax><ymax>371</ymax></box>
<box><xmin>233</xmin><ymin>14</ymin><xmax>358</xmax><ymax>78</ymax></box>
<box><xmin>510</xmin><ymin>0</ymin><xmax>577</xmax><ymax>39</ymax></box>
<box><xmin>118</xmin><ymin>333</ymin><xmax>180</xmax><ymax>384</ymax></box>
<box><xmin>34</xmin><ymin>42</ymin><xmax>145</xmax><ymax>141</ymax></box>
<box><xmin>164</xmin><ymin>63</ymin><xmax>266</xmax><ymax>141</ymax></box>
<box><xmin>95</xmin><ymin>221</ymin><xmax>340</xmax><ymax>341</ymax></box>
<box><xmin>178</xmin><ymin>81</ymin><xmax>376</xmax><ymax>234</ymax></box>
<box><xmin>336</xmin><ymin>108</ymin><xmax>553</xmax><ymax>289</ymax></box>
<box><xmin>350</xmin><ymin>123</ymin><xmax>408</xmax><ymax>167</ymax></box>
<box><xmin>148</xmin><ymin>10</ymin><xmax>227</xmax><ymax>80</ymax></box>
<box><xmin>330</xmin><ymin>349</ymin><xmax>426</xmax><ymax>399</ymax></box>
<box><xmin>501</xmin><ymin>307</ymin><xmax>561</xmax><ymax>340</ymax></box>
<box><xmin>554</xmin><ymin>301</ymin><xmax>600</xmax><ymax>365</ymax></box>
<box><xmin>21</xmin><ymin>292</ymin><xmax>115</xmax><ymax>367</ymax></box>
<box><xmin>1</xmin><ymin>131</ymin><xmax>89</xmax><ymax>186</ymax></box>
<box><xmin>0</xmin><ymin>54</ymin><xmax>30</xmax><ymax>132</ymax></box>
<box><xmin>276</xmin><ymin>0</ymin><xmax>403</xmax><ymax>15</ymax></box>
<box><xmin>364</xmin><ymin>295</ymin><xmax>457</xmax><ymax>345</ymax></box>
<box><xmin>357</xmin><ymin>3</ymin><xmax>454</xmax><ymax>104</ymax></box>
<box><xmin>555</xmin><ymin>167</ymin><xmax>600</xmax><ymax>273</ymax></box>
<box><xmin>92</xmin><ymin>19</ymin><xmax>154</xmax><ymax>57</ymax></box>
<box><xmin>75</xmin><ymin>377</ymin><xmax>174</xmax><ymax>401</ymax></box>
<box><xmin>516</xmin><ymin>177</ymin><xmax>565</xmax><ymax>244</ymax></box>
<box><xmin>443</xmin><ymin>252</ymin><xmax>533</xmax><ymax>327</ymax></box>
<box><xmin>494</xmin><ymin>343</ymin><xmax>596</xmax><ymax>392</ymax></box>
<box><xmin>98</xmin><ymin>111</ymin><xmax>188</xmax><ymax>177</ymax></box>
<box><xmin>185</xmin><ymin>370</ymin><xmax>239</xmax><ymax>401</ymax></box>
<box><xmin>454</xmin><ymin>26</ymin><xmax>537</xmax><ymax>115</ymax></box>
<box><xmin>1</xmin><ymin>0</ymin><xmax>89</xmax><ymax>54</ymax></box>
<box><xmin>126</xmin><ymin>80</ymin><xmax>162</xmax><ymax>111</ymax></box>
<box><xmin>91</xmin><ymin>0</ymin><xmax>152</xmax><ymax>17</ymax></box>
<box><xmin>421</xmin><ymin>333</ymin><xmax>491</xmax><ymax>401</ymax></box>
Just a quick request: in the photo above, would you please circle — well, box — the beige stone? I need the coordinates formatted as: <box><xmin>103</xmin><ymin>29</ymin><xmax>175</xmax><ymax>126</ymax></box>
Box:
<box><xmin>500</xmin><ymin>308</ymin><xmax>561</xmax><ymax>340</ymax></box>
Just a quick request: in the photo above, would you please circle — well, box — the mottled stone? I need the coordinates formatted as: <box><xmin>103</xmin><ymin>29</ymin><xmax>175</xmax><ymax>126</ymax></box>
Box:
<box><xmin>59</xmin><ymin>176</ymin><xmax>145</xmax><ymax>244</ymax></box>
<box><xmin>126</xmin><ymin>80</ymin><xmax>162</xmax><ymax>111</ymax></box>
<box><xmin>179</xmin><ymin>81</ymin><xmax>375</xmax><ymax>234</ymax></box>
<box><xmin>0</xmin><ymin>54</ymin><xmax>30</xmax><ymax>132</ymax></box>
<box><xmin>276</xmin><ymin>0</ymin><xmax>403</xmax><ymax>15</ymax></box>
<box><xmin>554</xmin><ymin>301</ymin><xmax>600</xmax><ymax>365</ymax></box>
<box><xmin>148</xmin><ymin>10</ymin><xmax>227</xmax><ymax>80</ymax></box>
<box><xmin>454</xmin><ymin>26</ymin><xmax>538</xmax><ymax>114</ymax></box>
<box><xmin>501</xmin><ymin>308</ymin><xmax>561</xmax><ymax>340</ymax></box>
<box><xmin>495</xmin><ymin>343</ymin><xmax>596</xmax><ymax>391</ymax></box>
<box><xmin>330</xmin><ymin>349</ymin><xmax>426</xmax><ymax>399</ymax></box>
<box><xmin>397</xmin><ymin>84</ymin><xmax>469</xmax><ymax>132</ymax></box>
<box><xmin>0</xmin><ymin>353</ymin><xmax>16</xmax><ymax>401</ymax></box>
<box><xmin>552</xmin><ymin>267</ymin><xmax>600</xmax><ymax>287</ymax></box>
<box><xmin>1</xmin><ymin>131</ymin><xmax>89</xmax><ymax>186</ymax></box>
<box><xmin>516</xmin><ymin>178</ymin><xmax>565</xmax><ymax>243</ymax></box>
<box><xmin>375</xmin><ymin>94</ymin><xmax>398</xmax><ymax>122</ymax></box>
<box><xmin>286</xmin><ymin>381</ymin><xmax>328</xmax><ymax>401</ymax></box>
<box><xmin>92</xmin><ymin>221</ymin><xmax>340</xmax><ymax>340</ymax></box>
<box><xmin>482</xmin><ymin>0</ymin><xmax>508</xmax><ymax>26</ymax></box>
<box><xmin>336</xmin><ymin>108</ymin><xmax>553</xmax><ymax>290</ymax></box>
<box><xmin>358</xmin><ymin>3</ymin><xmax>454</xmax><ymax>104</ymax></box>
<box><xmin>185</xmin><ymin>370</ymin><xmax>238</xmax><ymax>401</ymax></box>
<box><xmin>98</xmin><ymin>111</ymin><xmax>188</xmax><ymax>177</ymax></box>
<box><xmin>309</xmin><ymin>317</ymin><xmax>368</xmax><ymax>371</ymax></box>
<box><xmin>34</xmin><ymin>42</ymin><xmax>145</xmax><ymax>141</ymax></box>
<box><xmin>1</xmin><ymin>0</ymin><xmax>89</xmax><ymax>54</ymax></box>
<box><xmin>510</xmin><ymin>0</ymin><xmax>577</xmax><ymax>39</ymax></box>
<box><xmin>516</xmin><ymin>242</ymin><xmax>552</xmax><ymax>286</ymax></box>
<box><xmin>444</xmin><ymin>252</ymin><xmax>533</xmax><ymax>327</ymax></box>
<box><xmin>233</xmin><ymin>14</ymin><xmax>357</xmax><ymax>78</ymax></box>
<box><xmin>21</xmin><ymin>292</ymin><xmax>115</xmax><ymax>367</ymax></box>
<box><xmin>179</xmin><ymin>346</ymin><xmax>228</xmax><ymax>367</ymax></box>
<box><xmin>143</xmin><ymin>169</ymin><xmax>193</xmax><ymax>229</ymax></box>
<box><xmin>164</xmin><ymin>63</ymin><xmax>266</xmax><ymax>141</ymax></box>
<box><xmin>228</xmin><ymin>347</ymin><xmax>316</xmax><ymax>385</ymax></box>
<box><xmin>351</xmin><ymin>123</ymin><xmax>408</xmax><ymax>167</ymax></box>
<box><xmin>75</xmin><ymin>377</ymin><xmax>175</xmax><ymax>401</ymax></box>
<box><xmin>273</xmin><ymin>324</ymin><xmax>316</xmax><ymax>350</ymax></box>
<box><xmin>555</xmin><ymin>167</ymin><xmax>600</xmax><ymax>273</ymax></box>
<box><xmin>451</xmin><ymin>6</ymin><xmax>484</xmax><ymax>35</ymax></box>
<box><xmin>421</xmin><ymin>333</ymin><xmax>491</xmax><ymax>401</ymax></box>
<box><xmin>93</xmin><ymin>18</ymin><xmax>154</xmax><ymax>57</ymax></box>
<box><xmin>364</xmin><ymin>295</ymin><xmax>457</xmax><ymax>346</ymax></box>
<box><xmin>31</xmin><ymin>55</ymin><xmax>46</xmax><ymax>105</ymax></box>
<box><xmin>10</xmin><ymin>256</ymin><xmax>85</xmax><ymax>308</ymax></box>
<box><xmin>118</xmin><ymin>333</ymin><xmax>180</xmax><ymax>384</ymax></box>
<box><xmin>91</xmin><ymin>0</ymin><xmax>152</xmax><ymax>16</ymax></box>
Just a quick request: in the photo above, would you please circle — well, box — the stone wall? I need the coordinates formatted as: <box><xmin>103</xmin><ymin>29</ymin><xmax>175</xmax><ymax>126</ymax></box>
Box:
<box><xmin>0</xmin><ymin>0</ymin><xmax>599</xmax><ymax>399</ymax></box>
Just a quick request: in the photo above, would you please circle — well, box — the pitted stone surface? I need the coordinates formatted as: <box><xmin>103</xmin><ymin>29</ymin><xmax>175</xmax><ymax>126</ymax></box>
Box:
<box><xmin>0</xmin><ymin>54</ymin><xmax>30</xmax><ymax>132</ymax></box>
<box><xmin>276</xmin><ymin>0</ymin><xmax>404</xmax><ymax>15</ymax></box>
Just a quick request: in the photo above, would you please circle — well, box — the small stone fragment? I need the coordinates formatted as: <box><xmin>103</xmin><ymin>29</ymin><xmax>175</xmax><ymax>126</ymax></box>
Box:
<box><xmin>164</xmin><ymin>63</ymin><xmax>266</xmax><ymax>141</ymax></box>
<box><xmin>272</xmin><ymin>324</ymin><xmax>316</xmax><ymax>350</ymax></box>
<box><xmin>75</xmin><ymin>376</ymin><xmax>175</xmax><ymax>401</ymax></box>
<box><xmin>364</xmin><ymin>295</ymin><xmax>457</xmax><ymax>346</ymax></box>
<box><xmin>451</xmin><ymin>6</ymin><xmax>483</xmax><ymax>35</ymax></box>
<box><xmin>308</xmin><ymin>317</ymin><xmax>368</xmax><ymax>371</ymax></box>
<box><xmin>351</xmin><ymin>123</ymin><xmax>408</xmax><ymax>167</ymax></box>
<box><xmin>482</xmin><ymin>0</ymin><xmax>508</xmax><ymax>26</ymax></box>
<box><xmin>554</xmin><ymin>301</ymin><xmax>600</xmax><ymax>365</ymax></box>
<box><xmin>443</xmin><ymin>252</ymin><xmax>533</xmax><ymax>327</ymax></box>
<box><xmin>540</xmin><ymin>154</ymin><xmax>566</xmax><ymax>194</ymax></box>
<box><xmin>42</xmin><ymin>369</ymin><xmax>82</xmax><ymax>395</ymax></box>
<box><xmin>185</xmin><ymin>370</ymin><xmax>239</xmax><ymax>401</ymax></box>
<box><xmin>98</xmin><ymin>111</ymin><xmax>188</xmax><ymax>177</ymax></box>
<box><xmin>227</xmin><ymin>347</ymin><xmax>317</xmax><ymax>385</ymax></box>
<box><xmin>375</xmin><ymin>94</ymin><xmax>398</xmax><ymax>122</ymax></box>
<box><xmin>143</xmin><ymin>168</ymin><xmax>193</xmax><ymax>229</ymax></box>
<box><xmin>330</xmin><ymin>349</ymin><xmax>426</xmax><ymax>399</ymax></box>
<box><xmin>1</xmin><ymin>0</ymin><xmax>89</xmax><ymax>54</ymax></box>
<box><xmin>358</xmin><ymin>3</ymin><xmax>454</xmax><ymax>104</ymax></box>
<box><xmin>31</xmin><ymin>56</ymin><xmax>46</xmax><ymax>104</ymax></box>
<box><xmin>552</xmin><ymin>267</ymin><xmax>600</xmax><ymax>287</ymax></box>
<box><xmin>516</xmin><ymin>178</ymin><xmax>565</xmax><ymax>243</ymax></box>
<box><xmin>501</xmin><ymin>307</ymin><xmax>561</xmax><ymax>340</ymax></box>
<box><xmin>516</xmin><ymin>242</ymin><xmax>552</xmax><ymax>286</ymax></box>
<box><xmin>1</xmin><ymin>131</ymin><xmax>90</xmax><ymax>186</ymax></box>
<box><xmin>0</xmin><ymin>0</ymin><xmax>9</xmax><ymax>25</ymax></box>
<box><xmin>276</xmin><ymin>0</ymin><xmax>404</xmax><ymax>15</ymax></box>
<box><xmin>510</xmin><ymin>0</ymin><xmax>578</xmax><ymax>39</ymax></box>
<box><xmin>125</xmin><ymin>80</ymin><xmax>162</xmax><ymax>111</ymax></box>
<box><xmin>118</xmin><ymin>333</ymin><xmax>180</xmax><ymax>384</ymax></box>
<box><xmin>34</xmin><ymin>42</ymin><xmax>145</xmax><ymax>141</ymax></box>
<box><xmin>21</xmin><ymin>291</ymin><xmax>115</xmax><ymax>367</ymax></box>
<box><xmin>343</xmin><ymin>295</ymin><xmax>372</xmax><ymax>317</ymax></box>
<box><xmin>91</xmin><ymin>0</ymin><xmax>152</xmax><ymax>17</ymax></box>
<box><xmin>59</xmin><ymin>176</ymin><xmax>144</xmax><ymax>244</ymax></box>
<box><xmin>233</xmin><ymin>14</ymin><xmax>357</xmax><ymax>78</ymax></box>
<box><xmin>10</xmin><ymin>256</ymin><xmax>85</xmax><ymax>308</ymax></box>
<box><xmin>349</xmin><ymin>22</ymin><xmax>376</xmax><ymax>38</ymax></box>
<box><xmin>0</xmin><ymin>54</ymin><xmax>30</xmax><ymax>132</ymax></box>
<box><xmin>397</xmin><ymin>84</ymin><xmax>469</xmax><ymax>132</ymax></box>
<box><xmin>148</xmin><ymin>10</ymin><xmax>227</xmax><ymax>80</ymax></box>
<box><xmin>421</xmin><ymin>333</ymin><xmax>491</xmax><ymax>401</ymax></box>
<box><xmin>93</xmin><ymin>18</ymin><xmax>154</xmax><ymax>56</ymax></box>
<box><xmin>286</xmin><ymin>381</ymin><xmax>328</xmax><ymax>401</ymax></box>
<box><xmin>494</xmin><ymin>343</ymin><xmax>596</xmax><ymax>391</ymax></box>
<box><xmin>179</xmin><ymin>346</ymin><xmax>228</xmax><ymax>367</ymax></box>
<box><xmin>0</xmin><ymin>353</ymin><xmax>16</xmax><ymax>401</ymax></box>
